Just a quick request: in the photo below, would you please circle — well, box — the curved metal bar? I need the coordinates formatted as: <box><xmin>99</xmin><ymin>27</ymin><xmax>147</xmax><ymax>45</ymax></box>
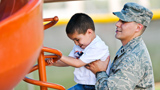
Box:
<box><xmin>23</xmin><ymin>15</ymin><xmax>63</xmax><ymax>90</ymax></box>
<box><xmin>28</xmin><ymin>55</ymin><xmax>60</xmax><ymax>73</ymax></box>
<box><xmin>42</xmin><ymin>46</ymin><xmax>62</xmax><ymax>60</ymax></box>
<box><xmin>44</xmin><ymin>55</ymin><xmax>59</xmax><ymax>59</ymax></box>
<box><xmin>24</xmin><ymin>77</ymin><xmax>65</xmax><ymax>90</ymax></box>
<box><xmin>23</xmin><ymin>46</ymin><xmax>65</xmax><ymax>90</ymax></box>
<box><xmin>44</xmin><ymin>16</ymin><xmax>59</xmax><ymax>30</ymax></box>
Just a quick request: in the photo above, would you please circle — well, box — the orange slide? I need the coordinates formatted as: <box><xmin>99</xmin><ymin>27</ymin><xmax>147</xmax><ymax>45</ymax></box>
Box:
<box><xmin>0</xmin><ymin>0</ymin><xmax>43</xmax><ymax>90</ymax></box>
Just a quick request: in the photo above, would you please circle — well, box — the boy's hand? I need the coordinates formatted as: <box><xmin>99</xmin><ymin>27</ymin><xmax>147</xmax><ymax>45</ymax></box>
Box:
<box><xmin>45</xmin><ymin>58</ymin><xmax>56</xmax><ymax>65</ymax></box>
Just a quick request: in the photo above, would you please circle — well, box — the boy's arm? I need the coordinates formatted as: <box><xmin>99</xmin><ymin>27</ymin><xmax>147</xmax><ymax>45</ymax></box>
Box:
<box><xmin>46</xmin><ymin>58</ymin><xmax>69</xmax><ymax>67</ymax></box>
<box><xmin>52</xmin><ymin>60</ymin><xmax>69</xmax><ymax>67</ymax></box>
<box><xmin>60</xmin><ymin>55</ymin><xmax>86</xmax><ymax>68</ymax></box>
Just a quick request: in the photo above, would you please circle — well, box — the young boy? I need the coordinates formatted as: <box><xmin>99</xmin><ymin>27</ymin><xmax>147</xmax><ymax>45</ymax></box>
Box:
<box><xmin>46</xmin><ymin>13</ymin><xmax>111</xmax><ymax>90</ymax></box>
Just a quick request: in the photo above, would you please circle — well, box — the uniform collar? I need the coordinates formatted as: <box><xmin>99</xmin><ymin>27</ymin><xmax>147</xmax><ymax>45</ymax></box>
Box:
<box><xmin>116</xmin><ymin>36</ymin><xmax>142</xmax><ymax>57</ymax></box>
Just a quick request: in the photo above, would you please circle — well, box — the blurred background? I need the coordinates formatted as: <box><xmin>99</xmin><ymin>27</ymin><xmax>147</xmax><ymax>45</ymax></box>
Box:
<box><xmin>15</xmin><ymin>0</ymin><xmax>160</xmax><ymax>90</ymax></box>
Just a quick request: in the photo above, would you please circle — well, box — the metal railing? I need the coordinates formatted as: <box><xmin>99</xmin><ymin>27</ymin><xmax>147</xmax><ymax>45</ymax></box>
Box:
<box><xmin>23</xmin><ymin>16</ymin><xmax>65</xmax><ymax>90</ymax></box>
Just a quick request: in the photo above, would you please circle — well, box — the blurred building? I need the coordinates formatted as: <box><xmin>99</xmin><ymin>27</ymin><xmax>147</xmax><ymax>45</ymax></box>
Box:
<box><xmin>43</xmin><ymin>0</ymin><xmax>160</xmax><ymax>19</ymax></box>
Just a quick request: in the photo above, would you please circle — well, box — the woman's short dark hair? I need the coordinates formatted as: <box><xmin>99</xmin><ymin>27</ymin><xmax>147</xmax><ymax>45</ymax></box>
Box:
<box><xmin>66</xmin><ymin>13</ymin><xmax>95</xmax><ymax>35</ymax></box>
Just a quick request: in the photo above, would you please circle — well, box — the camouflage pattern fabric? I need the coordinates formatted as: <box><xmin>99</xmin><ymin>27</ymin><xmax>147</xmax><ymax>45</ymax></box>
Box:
<box><xmin>95</xmin><ymin>36</ymin><xmax>155</xmax><ymax>90</ymax></box>
<box><xmin>113</xmin><ymin>2</ymin><xmax>153</xmax><ymax>26</ymax></box>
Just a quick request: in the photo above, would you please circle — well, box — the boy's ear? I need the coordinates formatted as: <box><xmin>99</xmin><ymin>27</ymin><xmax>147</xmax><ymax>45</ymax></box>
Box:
<box><xmin>87</xmin><ymin>29</ymin><xmax>93</xmax><ymax>34</ymax></box>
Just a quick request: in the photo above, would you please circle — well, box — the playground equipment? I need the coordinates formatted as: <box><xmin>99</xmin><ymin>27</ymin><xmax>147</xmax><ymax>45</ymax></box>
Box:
<box><xmin>23</xmin><ymin>16</ymin><xmax>65</xmax><ymax>90</ymax></box>
<box><xmin>0</xmin><ymin>0</ymin><xmax>65</xmax><ymax>89</ymax></box>
<box><xmin>0</xmin><ymin>0</ymin><xmax>43</xmax><ymax>90</ymax></box>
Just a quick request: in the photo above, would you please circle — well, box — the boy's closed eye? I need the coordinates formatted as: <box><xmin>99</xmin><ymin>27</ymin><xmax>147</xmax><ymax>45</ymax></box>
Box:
<box><xmin>76</xmin><ymin>39</ymin><xmax>79</xmax><ymax>42</ymax></box>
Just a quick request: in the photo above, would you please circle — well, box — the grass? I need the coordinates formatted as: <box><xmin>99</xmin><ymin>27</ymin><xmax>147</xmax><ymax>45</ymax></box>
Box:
<box><xmin>15</xmin><ymin>66</ymin><xmax>160</xmax><ymax>90</ymax></box>
<box><xmin>15</xmin><ymin>66</ymin><xmax>76</xmax><ymax>90</ymax></box>
<box><xmin>155</xmin><ymin>82</ymin><xmax>160</xmax><ymax>90</ymax></box>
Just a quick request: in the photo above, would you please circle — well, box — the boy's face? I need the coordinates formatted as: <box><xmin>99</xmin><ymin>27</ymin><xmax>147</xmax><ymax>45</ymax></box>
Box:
<box><xmin>67</xmin><ymin>29</ymin><xmax>93</xmax><ymax>49</ymax></box>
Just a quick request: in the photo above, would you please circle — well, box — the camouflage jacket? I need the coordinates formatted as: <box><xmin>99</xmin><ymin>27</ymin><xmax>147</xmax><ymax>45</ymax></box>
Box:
<box><xmin>96</xmin><ymin>36</ymin><xmax>155</xmax><ymax>90</ymax></box>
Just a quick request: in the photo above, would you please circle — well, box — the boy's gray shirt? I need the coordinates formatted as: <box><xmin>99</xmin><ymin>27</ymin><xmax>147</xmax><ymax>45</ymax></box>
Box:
<box><xmin>96</xmin><ymin>36</ymin><xmax>155</xmax><ymax>90</ymax></box>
